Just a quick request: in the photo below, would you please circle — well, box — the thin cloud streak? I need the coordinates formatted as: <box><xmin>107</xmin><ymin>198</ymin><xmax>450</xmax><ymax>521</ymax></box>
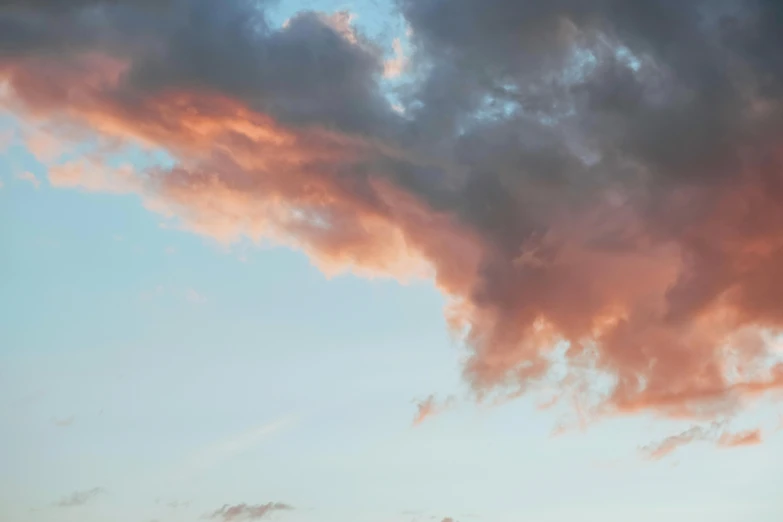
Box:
<box><xmin>53</xmin><ymin>416</ymin><xmax>75</xmax><ymax>427</ymax></box>
<box><xmin>52</xmin><ymin>487</ymin><xmax>105</xmax><ymax>508</ymax></box>
<box><xmin>717</xmin><ymin>429</ymin><xmax>763</xmax><ymax>448</ymax></box>
<box><xmin>412</xmin><ymin>395</ymin><xmax>455</xmax><ymax>426</ymax></box>
<box><xmin>641</xmin><ymin>423</ymin><xmax>765</xmax><ymax>460</ymax></box>
<box><xmin>177</xmin><ymin>416</ymin><xmax>296</xmax><ymax>479</ymax></box>
<box><xmin>208</xmin><ymin>502</ymin><xmax>294</xmax><ymax>521</ymax></box>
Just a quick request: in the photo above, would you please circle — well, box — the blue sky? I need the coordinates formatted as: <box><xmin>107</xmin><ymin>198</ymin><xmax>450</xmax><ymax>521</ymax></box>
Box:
<box><xmin>3</xmin><ymin>1</ymin><xmax>783</xmax><ymax>522</ymax></box>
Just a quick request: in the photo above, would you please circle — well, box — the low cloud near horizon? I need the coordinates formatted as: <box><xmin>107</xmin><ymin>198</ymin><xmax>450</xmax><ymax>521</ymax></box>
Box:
<box><xmin>208</xmin><ymin>502</ymin><xmax>294</xmax><ymax>521</ymax></box>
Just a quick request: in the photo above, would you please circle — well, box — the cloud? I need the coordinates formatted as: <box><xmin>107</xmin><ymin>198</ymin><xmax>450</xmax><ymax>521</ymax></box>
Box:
<box><xmin>208</xmin><ymin>502</ymin><xmax>293</xmax><ymax>521</ymax></box>
<box><xmin>155</xmin><ymin>498</ymin><xmax>190</xmax><ymax>510</ymax></box>
<box><xmin>15</xmin><ymin>171</ymin><xmax>40</xmax><ymax>188</ymax></box>
<box><xmin>185</xmin><ymin>288</ymin><xmax>207</xmax><ymax>304</ymax></box>
<box><xmin>179</xmin><ymin>417</ymin><xmax>295</xmax><ymax>478</ymax></box>
<box><xmin>717</xmin><ymin>429</ymin><xmax>763</xmax><ymax>448</ymax></box>
<box><xmin>52</xmin><ymin>487</ymin><xmax>105</xmax><ymax>507</ymax></box>
<box><xmin>641</xmin><ymin>423</ymin><xmax>764</xmax><ymax>459</ymax></box>
<box><xmin>412</xmin><ymin>395</ymin><xmax>455</xmax><ymax>426</ymax></box>
<box><xmin>53</xmin><ymin>416</ymin><xmax>75</xmax><ymax>427</ymax></box>
<box><xmin>384</xmin><ymin>38</ymin><xmax>409</xmax><ymax>78</ymax></box>
<box><xmin>3</xmin><ymin>0</ymin><xmax>783</xmax><ymax>437</ymax></box>
<box><xmin>640</xmin><ymin>424</ymin><xmax>721</xmax><ymax>460</ymax></box>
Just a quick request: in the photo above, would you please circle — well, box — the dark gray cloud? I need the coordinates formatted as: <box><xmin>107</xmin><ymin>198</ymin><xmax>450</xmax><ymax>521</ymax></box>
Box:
<box><xmin>1</xmin><ymin>0</ymin><xmax>393</xmax><ymax>134</ymax></box>
<box><xmin>3</xmin><ymin>0</ymin><xmax>783</xmax><ymax>422</ymax></box>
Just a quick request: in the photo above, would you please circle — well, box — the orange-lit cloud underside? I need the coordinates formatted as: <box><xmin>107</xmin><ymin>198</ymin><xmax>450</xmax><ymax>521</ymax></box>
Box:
<box><xmin>3</xmin><ymin>42</ymin><xmax>783</xmax><ymax>428</ymax></box>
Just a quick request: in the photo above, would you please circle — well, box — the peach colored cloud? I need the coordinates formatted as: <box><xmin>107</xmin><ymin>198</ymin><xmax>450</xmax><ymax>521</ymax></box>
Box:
<box><xmin>52</xmin><ymin>487</ymin><xmax>105</xmax><ymax>508</ymax></box>
<box><xmin>4</xmin><ymin>50</ymin><xmax>783</xmax><ymax>425</ymax></box>
<box><xmin>412</xmin><ymin>395</ymin><xmax>455</xmax><ymax>426</ymax></box>
<box><xmin>642</xmin><ymin>424</ymin><xmax>764</xmax><ymax>460</ymax></box>
<box><xmin>384</xmin><ymin>38</ymin><xmax>409</xmax><ymax>78</ymax></box>
<box><xmin>3</xmin><ymin>0</ymin><xmax>783</xmax><ymax>441</ymax></box>
<box><xmin>717</xmin><ymin>429</ymin><xmax>763</xmax><ymax>448</ymax></box>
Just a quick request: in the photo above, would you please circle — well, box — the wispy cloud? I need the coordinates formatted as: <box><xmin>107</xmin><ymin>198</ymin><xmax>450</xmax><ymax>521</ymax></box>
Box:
<box><xmin>412</xmin><ymin>395</ymin><xmax>455</xmax><ymax>426</ymax></box>
<box><xmin>641</xmin><ymin>425</ymin><xmax>719</xmax><ymax>460</ymax></box>
<box><xmin>15</xmin><ymin>171</ymin><xmax>40</xmax><ymax>188</ymax></box>
<box><xmin>186</xmin><ymin>288</ymin><xmax>207</xmax><ymax>305</ymax></box>
<box><xmin>140</xmin><ymin>285</ymin><xmax>165</xmax><ymax>301</ymax></box>
<box><xmin>53</xmin><ymin>416</ymin><xmax>75</xmax><ymax>427</ymax></box>
<box><xmin>641</xmin><ymin>423</ymin><xmax>764</xmax><ymax>460</ymax></box>
<box><xmin>179</xmin><ymin>416</ymin><xmax>295</xmax><ymax>478</ymax></box>
<box><xmin>717</xmin><ymin>429</ymin><xmax>763</xmax><ymax>448</ymax></box>
<box><xmin>155</xmin><ymin>498</ymin><xmax>191</xmax><ymax>510</ymax></box>
<box><xmin>52</xmin><ymin>488</ymin><xmax>105</xmax><ymax>508</ymax></box>
<box><xmin>208</xmin><ymin>502</ymin><xmax>293</xmax><ymax>521</ymax></box>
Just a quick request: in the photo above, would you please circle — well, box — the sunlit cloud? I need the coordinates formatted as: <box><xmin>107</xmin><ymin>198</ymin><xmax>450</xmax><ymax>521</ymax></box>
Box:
<box><xmin>3</xmin><ymin>0</ymin><xmax>783</xmax><ymax>448</ymax></box>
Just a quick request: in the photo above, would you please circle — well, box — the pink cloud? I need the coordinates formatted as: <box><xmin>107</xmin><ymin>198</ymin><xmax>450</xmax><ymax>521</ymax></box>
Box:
<box><xmin>717</xmin><ymin>429</ymin><xmax>763</xmax><ymax>448</ymax></box>
<box><xmin>412</xmin><ymin>395</ymin><xmax>455</xmax><ymax>426</ymax></box>
<box><xmin>208</xmin><ymin>502</ymin><xmax>293</xmax><ymax>521</ymax></box>
<box><xmin>3</xmin><ymin>0</ymin><xmax>783</xmax><ymax>445</ymax></box>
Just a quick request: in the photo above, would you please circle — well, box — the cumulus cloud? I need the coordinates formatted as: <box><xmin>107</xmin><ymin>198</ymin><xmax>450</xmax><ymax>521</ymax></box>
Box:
<box><xmin>52</xmin><ymin>487</ymin><xmax>105</xmax><ymax>507</ymax></box>
<box><xmin>208</xmin><ymin>502</ymin><xmax>293</xmax><ymax>521</ymax></box>
<box><xmin>3</xmin><ymin>0</ymin><xmax>783</xmax><ymax>437</ymax></box>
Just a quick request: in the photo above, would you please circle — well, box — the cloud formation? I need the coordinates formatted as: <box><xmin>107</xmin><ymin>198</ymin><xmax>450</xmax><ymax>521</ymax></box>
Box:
<box><xmin>53</xmin><ymin>416</ymin><xmax>75</xmax><ymax>427</ymax></box>
<box><xmin>15</xmin><ymin>171</ymin><xmax>40</xmax><ymax>188</ymax></box>
<box><xmin>3</xmin><ymin>0</ymin><xmax>783</xmax><ymax>431</ymax></box>
<box><xmin>717</xmin><ymin>428</ymin><xmax>763</xmax><ymax>448</ymax></box>
<box><xmin>52</xmin><ymin>487</ymin><xmax>105</xmax><ymax>507</ymax></box>
<box><xmin>641</xmin><ymin>423</ymin><xmax>764</xmax><ymax>459</ymax></box>
<box><xmin>208</xmin><ymin>502</ymin><xmax>294</xmax><ymax>521</ymax></box>
<box><xmin>412</xmin><ymin>395</ymin><xmax>455</xmax><ymax>425</ymax></box>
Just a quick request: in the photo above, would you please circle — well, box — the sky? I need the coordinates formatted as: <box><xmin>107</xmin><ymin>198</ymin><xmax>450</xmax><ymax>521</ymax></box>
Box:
<box><xmin>2</xmin><ymin>1</ymin><xmax>783</xmax><ymax>521</ymax></box>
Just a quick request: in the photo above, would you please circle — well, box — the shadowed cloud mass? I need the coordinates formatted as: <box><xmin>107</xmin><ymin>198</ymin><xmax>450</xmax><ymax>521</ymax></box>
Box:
<box><xmin>3</xmin><ymin>0</ymin><xmax>783</xmax><ymax>433</ymax></box>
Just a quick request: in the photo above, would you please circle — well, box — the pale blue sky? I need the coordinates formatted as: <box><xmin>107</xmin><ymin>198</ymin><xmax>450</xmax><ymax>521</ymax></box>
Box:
<box><xmin>2</xmin><ymin>1</ymin><xmax>783</xmax><ymax>522</ymax></box>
